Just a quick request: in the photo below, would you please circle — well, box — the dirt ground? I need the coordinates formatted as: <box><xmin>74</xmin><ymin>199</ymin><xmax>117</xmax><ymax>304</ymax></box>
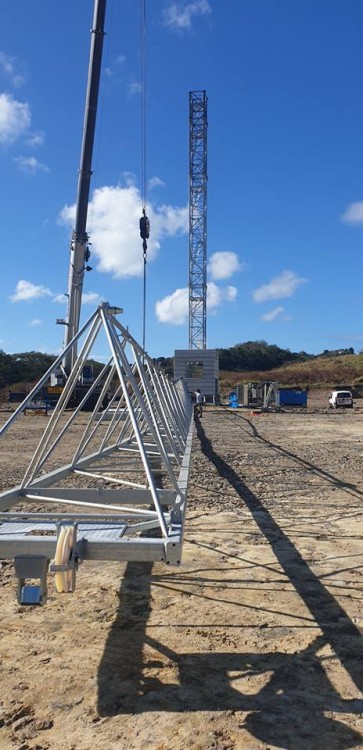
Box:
<box><xmin>1</xmin><ymin>389</ymin><xmax>363</xmax><ymax>750</ymax></box>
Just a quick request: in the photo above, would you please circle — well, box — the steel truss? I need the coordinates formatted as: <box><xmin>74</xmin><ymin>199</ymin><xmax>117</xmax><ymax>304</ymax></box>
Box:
<box><xmin>0</xmin><ymin>303</ymin><xmax>193</xmax><ymax>604</ymax></box>
<box><xmin>189</xmin><ymin>90</ymin><xmax>208</xmax><ymax>350</ymax></box>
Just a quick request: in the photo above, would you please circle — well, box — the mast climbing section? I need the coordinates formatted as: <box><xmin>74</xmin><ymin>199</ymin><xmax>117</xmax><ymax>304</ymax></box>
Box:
<box><xmin>189</xmin><ymin>90</ymin><xmax>208</xmax><ymax>351</ymax></box>
<box><xmin>0</xmin><ymin>303</ymin><xmax>194</xmax><ymax>605</ymax></box>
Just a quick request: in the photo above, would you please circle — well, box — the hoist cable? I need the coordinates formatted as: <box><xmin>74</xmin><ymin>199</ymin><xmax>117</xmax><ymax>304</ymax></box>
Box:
<box><xmin>139</xmin><ymin>0</ymin><xmax>148</xmax><ymax>356</ymax></box>
<box><xmin>140</xmin><ymin>0</ymin><xmax>147</xmax><ymax>213</ymax></box>
<box><xmin>143</xmin><ymin>255</ymin><xmax>147</xmax><ymax>355</ymax></box>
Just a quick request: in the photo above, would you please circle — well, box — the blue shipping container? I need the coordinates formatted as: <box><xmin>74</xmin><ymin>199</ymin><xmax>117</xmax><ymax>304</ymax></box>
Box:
<box><xmin>279</xmin><ymin>389</ymin><xmax>307</xmax><ymax>406</ymax></box>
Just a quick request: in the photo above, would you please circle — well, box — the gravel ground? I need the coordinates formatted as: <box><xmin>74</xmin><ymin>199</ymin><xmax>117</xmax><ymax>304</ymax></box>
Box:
<box><xmin>1</xmin><ymin>390</ymin><xmax>363</xmax><ymax>750</ymax></box>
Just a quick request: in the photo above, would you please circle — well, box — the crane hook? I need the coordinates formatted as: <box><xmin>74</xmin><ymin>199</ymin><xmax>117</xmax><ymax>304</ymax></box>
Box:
<box><xmin>139</xmin><ymin>208</ymin><xmax>150</xmax><ymax>257</ymax></box>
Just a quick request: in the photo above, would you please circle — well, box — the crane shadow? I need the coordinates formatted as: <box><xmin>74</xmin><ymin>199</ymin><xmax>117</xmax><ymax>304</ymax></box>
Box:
<box><xmin>97</xmin><ymin>416</ymin><xmax>363</xmax><ymax>749</ymax></box>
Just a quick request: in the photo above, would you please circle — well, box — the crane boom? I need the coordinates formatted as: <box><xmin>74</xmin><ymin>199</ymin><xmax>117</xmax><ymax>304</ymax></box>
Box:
<box><xmin>62</xmin><ymin>0</ymin><xmax>107</xmax><ymax>375</ymax></box>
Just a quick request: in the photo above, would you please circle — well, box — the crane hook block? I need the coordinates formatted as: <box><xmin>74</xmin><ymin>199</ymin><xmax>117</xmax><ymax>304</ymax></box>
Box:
<box><xmin>139</xmin><ymin>214</ymin><xmax>150</xmax><ymax>241</ymax></box>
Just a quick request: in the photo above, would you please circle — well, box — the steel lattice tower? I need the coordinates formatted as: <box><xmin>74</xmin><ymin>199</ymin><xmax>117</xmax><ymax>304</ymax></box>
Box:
<box><xmin>189</xmin><ymin>90</ymin><xmax>208</xmax><ymax>350</ymax></box>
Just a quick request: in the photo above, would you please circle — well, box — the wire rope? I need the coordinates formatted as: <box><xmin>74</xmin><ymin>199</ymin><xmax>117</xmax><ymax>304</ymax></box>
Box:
<box><xmin>140</xmin><ymin>0</ymin><xmax>147</xmax><ymax>214</ymax></box>
<box><xmin>139</xmin><ymin>0</ymin><xmax>149</xmax><ymax>356</ymax></box>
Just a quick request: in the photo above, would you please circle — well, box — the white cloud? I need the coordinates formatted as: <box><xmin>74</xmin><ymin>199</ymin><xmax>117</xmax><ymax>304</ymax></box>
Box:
<box><xmin>152</xmin><ymin>202</ymin><xmax>188</xmax><ymax>236</ymax></box>
<box><xmin>10</xmin><ymin>280</ymin><xmax>52</xmax><ymax>302</ymax></box>
<box><xmin>29</xmin><ymin>318</ymin><xmax>42</xmax><ymax>327</ymax></box>
<box><xmin>105</xmin><ymin>54</ymin><xmax>126</xmax><ymax>76</ymax></box>
<box><xmin>53</xmin><ymin>293</ymin><xmax>67</xmax><ymax>304</ymax></box>
<box><xmin>122</xmin><ymin>171</ymin><xmax>136</xmax><ymax>187</ymax></box>
<box><xmin>225</xmin><ymin>285</ymin><xmax>237</xmax><ymax>301</ymax></box>
<box><xmin>25</xmin><ymin>130</ymin><xmax>45</xmax><ymax>147</ymax></box>
<box><xmin>15</xmin><ymin>156</ymin><xmax>49</xmax><ymax>174</ymax></box>
<box><xmin>208</xmin><ymin>251</ymin><xmax>242</xmax><ymax>280</ymax></box>
<box><xmin>155</xmin><ymin>282</ymin><xmax>237</xmax><ymax>325</ymax></box>
<box><xmin>0</xmin><ymin>52</ymin><xmax>25</xmax><ymax>87</ymax></box>
<box><xmin>53</xmin><ymin>291</ymin><xmax>102</xmax><ymax>305</ymax></box>
<box><xmin>0</xmin><ymin>92</ymin><xmax>30</xmax><ymax>144</ymax></box>
<box><xmin>59</xmin><ymin>183</ymin><xmax>188</xmax><ymax>279</ymax></box>
<box><xmin>261</xmin><ymin>306</ymin><xmax>284</xmax><ymax>322</ymax></box>
<box><xmin>207</xmin><ymin>281</ymin><xmax>237</xmax><ymax>312</ymax></box>
<box><xmin>82</xmin><ymin>292</ymin><xmax>103</xmax><ymax>305</ymax></box>
<box><xmin>155</xmin><ymin>287</ymin><xmax>188</xmax><ymax>325</ymax></box>
<box><xmin>253</xmin><ymin>270</ymin><xmax>307</xmax><ymax>303</ymax></box>
<box><xmin>129</xmin><ymin>81</ymin><xmax>141</xmax><ymax>95</ymax></box>
<box><xmin>206</xmin><ymin>281</ymin><xmax>222</xmax><ymax>310</ymax></box>
<box><xmin>163</xmin><ymin>0</ymin><xmax>211</xmax><ymax>30</ymax></box>
<box><xmin>341</xmin><ymin>201</ymin><xmax>363</xmax><ymax>225</ymax></box>
<box><xmin>148</xmin><ymin>176</ymin><xmax>165</xmax><ymax>190</ymax></box>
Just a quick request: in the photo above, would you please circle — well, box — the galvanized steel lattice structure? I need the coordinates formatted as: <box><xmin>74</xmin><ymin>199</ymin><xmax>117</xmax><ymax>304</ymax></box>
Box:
<box><xmin>189</xmin><ymin>90</ymin><xmax>208</xmax><ymax>350</ymax></box>
<box><xmin>0</xmin><ymin>303</ymin><xmax>193</xmax><ymax>605</ymax></box>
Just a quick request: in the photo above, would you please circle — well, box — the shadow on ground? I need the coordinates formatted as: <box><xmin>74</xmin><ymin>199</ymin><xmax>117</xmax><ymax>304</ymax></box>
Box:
<box><xmin>97</xmin><ymin>415</ymin><xmax>363</xmax><ymax>750</ymax></box>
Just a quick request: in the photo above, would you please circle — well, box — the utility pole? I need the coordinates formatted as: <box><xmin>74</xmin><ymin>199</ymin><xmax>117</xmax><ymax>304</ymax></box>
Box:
<box><xmin>188</xmin><ymin>90</ymin><xmax>208</xmax><ymax>350</ymax></box>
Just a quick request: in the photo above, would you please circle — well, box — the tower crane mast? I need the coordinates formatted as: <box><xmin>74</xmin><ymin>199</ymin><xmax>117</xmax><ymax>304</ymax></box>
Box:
<box><xmin>62</xmin><ymin>0</ymin><xmax>107</xmax><ymax>376</ymax></box>
<box><xmin>188</xmin><ymin>90</ymin><xmax>208</xmax><ymax>350</ymax></box>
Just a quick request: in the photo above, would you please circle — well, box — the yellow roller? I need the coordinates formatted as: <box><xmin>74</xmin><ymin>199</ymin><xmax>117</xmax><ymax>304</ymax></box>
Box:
<box><xmin>54</xmin><ymin>526</ymin><xmax>74</xmax><ymax>593</ymax></box>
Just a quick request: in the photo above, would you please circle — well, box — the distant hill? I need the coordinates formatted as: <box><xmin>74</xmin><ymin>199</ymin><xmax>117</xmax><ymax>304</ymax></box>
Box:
<box><xmin>219</xmin><ymin>351</ymin><xmax>363</xmax><ymax>395</ymax></box>
<box><xmin>158</xmin><ymin>344</ymin><xmax>362</xmax><ymax>394</ymax></box>
<box><xmin>156</xmin><ymin>342</ymin><xmax>359</xmax><ymax>385</ymax></box>
<box><xmin>1</xmin><ymin>344</ymin><xmax>362</xmax><ymax>400</ymax></box>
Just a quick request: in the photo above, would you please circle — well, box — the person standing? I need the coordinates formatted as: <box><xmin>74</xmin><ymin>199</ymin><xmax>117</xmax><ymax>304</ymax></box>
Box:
<box><xmin>194</xmin><ymin>388</ymin><xmax>203</xmax><ymax>417</ymax></box>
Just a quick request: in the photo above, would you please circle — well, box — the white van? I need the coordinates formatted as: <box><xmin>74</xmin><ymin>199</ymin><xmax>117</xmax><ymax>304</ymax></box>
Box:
<box><xmin>328</xmin><ymin>390</ymin><xmax>353</xmax><ymax>409</ymax></box>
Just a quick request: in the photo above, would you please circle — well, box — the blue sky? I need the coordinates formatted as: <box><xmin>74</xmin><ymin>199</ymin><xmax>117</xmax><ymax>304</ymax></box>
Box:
<box><xmin>1</xmin><ymin>0</ymin><xmax>363</xmax><ymax>361</ymax></box>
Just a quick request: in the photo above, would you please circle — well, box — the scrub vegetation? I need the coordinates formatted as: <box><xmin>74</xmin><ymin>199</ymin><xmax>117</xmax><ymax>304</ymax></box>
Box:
<box><xmin>1</xmin><ymin>344</ymin><xmax>363</xmax><ymax>400</ymax></box>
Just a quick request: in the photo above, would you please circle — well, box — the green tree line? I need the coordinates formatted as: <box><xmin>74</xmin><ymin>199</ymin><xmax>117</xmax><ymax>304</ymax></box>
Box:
<box><xmin>0</xmin><ymin>343</ymin><xmax>356</xmax><ymax>390</ymax></box>
<box><xmin>156</xmin><ymin>342</ymin><xmax>355</xmax><ymax>374</ymax></box>
<box><xmin>217</xmin><ymin>340</ymin><xmax>312</xmax><ymax>371</ymax></box>
<box><xmin>0</xmin><ymin>351</ymin><xmax>104</xmax><ymax>390</ymax></box>
<box><xmin>0</xmin><ymin>351</ymin><xmax>55</xmax><ymax>389</ymax></box>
